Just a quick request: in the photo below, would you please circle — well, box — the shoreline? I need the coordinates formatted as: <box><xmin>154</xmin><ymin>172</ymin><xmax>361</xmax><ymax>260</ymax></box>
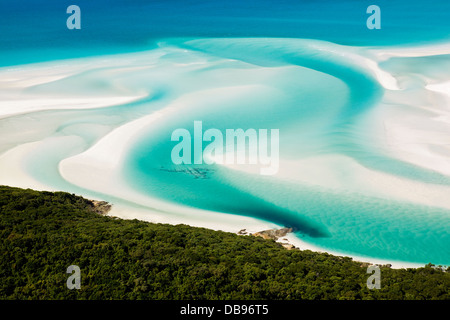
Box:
<box><xmin>104</xmin><ymin>201</ymin><xmax>425</xmax><ymax>269</ymax></box>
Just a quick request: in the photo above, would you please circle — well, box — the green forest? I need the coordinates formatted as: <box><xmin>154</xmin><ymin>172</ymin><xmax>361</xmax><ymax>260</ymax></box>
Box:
<box><xmin>0</xmin><ymin>185</ymin><xmax>448</xmax><ymax>300</ymax></box>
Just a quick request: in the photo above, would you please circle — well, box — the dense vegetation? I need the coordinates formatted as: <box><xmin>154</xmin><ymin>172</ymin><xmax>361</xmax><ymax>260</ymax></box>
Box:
<box><xmin>0</xmin><ymin>185</ymin><xmax>448</xmax><ymax>300</ymax></box>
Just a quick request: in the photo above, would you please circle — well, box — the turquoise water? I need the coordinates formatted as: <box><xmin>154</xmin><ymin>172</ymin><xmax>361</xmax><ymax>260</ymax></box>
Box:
<box><xmin>122</xmin><ymin>39</ymin><xmax>450</xmax><ymax>265</ymax></box>
<box><xmin>1</xmin><ymin>1</ymin><xmax>449</xmax><ymax>265</ymax></box>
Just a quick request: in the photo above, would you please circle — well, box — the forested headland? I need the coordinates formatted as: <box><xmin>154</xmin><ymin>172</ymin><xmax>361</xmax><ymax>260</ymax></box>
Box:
<box><xmin>0</xmin><ymin>185</ymin><xmax>448</xmax><ymax>300</ymax></box>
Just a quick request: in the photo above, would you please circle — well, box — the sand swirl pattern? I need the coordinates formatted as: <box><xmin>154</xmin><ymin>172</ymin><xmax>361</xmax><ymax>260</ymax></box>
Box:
<box><xmin>0</xmin><ymin>38</ymin><xmax>449</xmax><ymax>266</ymax></box>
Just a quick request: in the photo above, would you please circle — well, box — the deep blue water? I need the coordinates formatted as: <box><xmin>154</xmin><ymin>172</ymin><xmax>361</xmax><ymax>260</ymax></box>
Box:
<box><xmin>1</xmin><ymin>0</ymin><xmax>450</xmax><ymax>66</ymax></box>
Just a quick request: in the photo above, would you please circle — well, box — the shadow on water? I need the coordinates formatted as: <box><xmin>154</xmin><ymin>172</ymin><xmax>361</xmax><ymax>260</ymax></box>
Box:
<box><xmin>126</xmin><ymin>163</ymin><xmax>330</xmax><ymax>238</ymax></box>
